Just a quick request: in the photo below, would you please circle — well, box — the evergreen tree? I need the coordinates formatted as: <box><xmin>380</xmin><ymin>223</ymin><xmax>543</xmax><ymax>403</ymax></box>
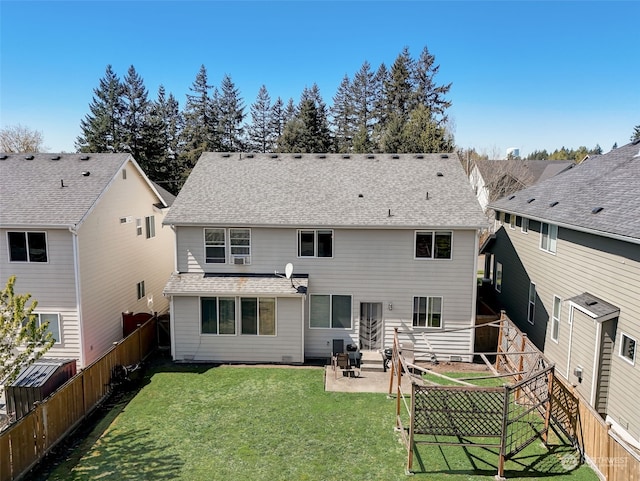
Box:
<box><xmin>330</xmin><ymin>75</ymin><xmax>355</xmax><ymax>153</ymax></box>
<box><xmin>180</xmin><ymin>65</ymin><xmax>218</xmax><ymax>170</ymax></box>
<box><xmin>385</xmin><ymin>47</ymin><xmax>414</xmax><ymax>123</ymax></box>
<box><xmin>269</xmin><ymin>97</ymin><xmax>286</xmax><ymax>152</ymax></box>
<box><xmin>284</xmin><ymin>98</ymin><xmax>297</xmax><ymax>123</ymax></box>
<box><xmin>413</xmin><ymin>46</ymin><xmax>452</xmax><ymax>125</ymax></box>
<box><xmin>76</xmin><ymin>65</ymin><xmax>125</xmax><ymax>152</ymax></box>
<box><xmin>122</xmin><ymin>65</ymin><xmax>150</xmax><ymax>163</ymax></box>
<box><xmin>631</xmin><ymin>125</ymin><xmax>640</xmax><ymax>142</ymax></box>
<box><xmin>401</xmin><ymin>104</ymin><xmax>454</xmax><ymax>153</ymax></box>
<box><xmin>217</xmin><ymin>74</ymin><xmax>245</xmax><ymax>151</ymax></box>
<box><xmin>280</xmin><ymin>99</ymin><xmax>331</xmax><ymax>153</ymax></box>
<box><xmin>247</xmin><ymin>85</ymin><xmax>274</xmax><ymax>152</ymax></box>
<box><xmin>379</xmin><ymin>113</ymin><xmax>404</xmax><ymax>153</ymax></box>
<box><xmin>371</xmin><ymin>63</ymin><xmax>389</xmax><ymax>150</ymax></box>
<box><xmin>351</xmin><ymin>61</ymin><xmax>376</xmax><ymax>152</ymax></box>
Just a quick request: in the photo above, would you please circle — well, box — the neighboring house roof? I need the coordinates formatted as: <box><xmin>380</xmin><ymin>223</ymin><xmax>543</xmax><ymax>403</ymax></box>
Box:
<box><xmin>473</xmin><ymin>159</ymin><xmax>574</xmax><ymax>187</ymax></box>
<box><xmin>0</xmin><ymin>153</ymin><xmax>168</xmax><ymax>228</ymax></box>
<box><xmin>164</xmin><ymin>272</ymin><xmax>308</xmax><ymax>297</ymax></box>
<box><xmin>566</xmin><ymin>292</ymin><xmax>620</xmax><ymax>321</ymax></box>
<box><xmin>164</xmin><ymin>152</ymin><xmax>487</xmax><ymax>229</ymax></box>
<box><xmin>151</xmin><ymin>181</ymin><xmax>176</xmax><ymax>207</ymax></box>
<box><xmin>490</xmin><ymin>141</ymin><xmax>640</xmax><ymax>243</ymax></box>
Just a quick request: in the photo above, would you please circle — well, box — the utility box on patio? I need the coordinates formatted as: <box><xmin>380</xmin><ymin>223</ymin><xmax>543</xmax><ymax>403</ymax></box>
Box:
<box><xmin>5</xmin><ymin>358</ymin><xmax>77</xmax><ymax>421</ymax></box>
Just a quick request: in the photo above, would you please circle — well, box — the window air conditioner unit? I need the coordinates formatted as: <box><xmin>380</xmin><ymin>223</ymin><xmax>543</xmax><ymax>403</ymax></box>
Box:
<box><xmin>232</xmin><ymin>256</ymin><xmax>250</xmax><ymax>265</ymax></box>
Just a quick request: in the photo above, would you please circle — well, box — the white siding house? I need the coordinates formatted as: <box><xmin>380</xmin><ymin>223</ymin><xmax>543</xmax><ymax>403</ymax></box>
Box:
<box><xmin>163</xmin><ymin>152</ymin><xmax>487</xmax><ymax>364</ymax></box>
<box><xmin>0</xmin><ymin>153</ymin><xmax>175</xmax><ymax>367</ymax></box>
<box><xmin>483</xmin><ymin>141</ymin><xmax>640</xmax><ymax>447</ymax></box>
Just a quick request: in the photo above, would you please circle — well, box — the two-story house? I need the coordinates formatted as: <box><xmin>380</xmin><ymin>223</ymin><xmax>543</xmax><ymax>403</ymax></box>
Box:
<box><xmin>0</xmin><ymin>153</ymin><xmax>174</xmax><ymax>367</ymax></box>
<box><xmin>163</xmin><ymin>152</ymin><xmax>487</xmax><ymax>365</ymax></box>
<box><xmin>482</xmin><ymin>141</ymin><xmax>640</xmax><ymax>448</ymax></box>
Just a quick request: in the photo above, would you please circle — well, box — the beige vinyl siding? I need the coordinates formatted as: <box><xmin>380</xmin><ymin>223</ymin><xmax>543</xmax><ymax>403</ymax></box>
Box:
<box><xmin>496</xmin><ymin>222</ymin><xmax>640</xmax><ymax>440</ymax></box>
<box><xmin>172</xmin><ymin>296</ymin><xmax>304</xmax><ymax>363</ymax></box>
<box><xmin>566</xmin><ymin>308</ymin><xmax>597</xmax><ymax>402</ymax></box>
<box><xmin>0</xmin><ymin>228</ymin><xmax>82</xmax><ymax>360</ymax></box>
<box><xmin>77</xmin><ymin>160</ymin><xmax>174</xmax><ymax>366</ymax></box>
<box><xmin>174</xmin><ymin>226</ymin><xmax>478</xmax><ymax>361</ymax></box>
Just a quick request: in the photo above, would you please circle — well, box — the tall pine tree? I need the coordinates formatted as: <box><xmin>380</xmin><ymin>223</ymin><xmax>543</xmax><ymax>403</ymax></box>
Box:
<box><xmin>122</xmin><ymin>65</ymin><xmax>150</xmax><ymax>162</ymax></box>
<box><xmin>247</xmin><ymin>85</ymin><xmax>274</xmax><ymax>153</ymax></box>
<box><xmin>217</xmin><ymin>74</ymin><xmax>245</xmax><ymax>151</ymax></box>
<box><xmin>330</xmin><ymin>75</ymin><xmax>355</xmax><ymax>153</ymax></box>
<box><xmin>413</xmin><ymin>46</ymin><xmax>452</xmax><ymax>125</ymax></box>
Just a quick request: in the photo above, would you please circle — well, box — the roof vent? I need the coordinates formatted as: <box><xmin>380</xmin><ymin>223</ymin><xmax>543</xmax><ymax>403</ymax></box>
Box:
<box><xmin>415</xmin><ymin>154</ymin><xmax>424</xmax><ymax>159</ymax></box>
<box><xmin>367</xmin><ymin>154</ymin><xmax>375</xmax><ymax>159</ymax></box>
<box><xmin>391</xmin><ymin>154</ymin><xmax>399</xmax><ymax>159</ymax></box>
<box><xmin>586</xmin><ymin>300</ymin><xmax>598</xmax><ymax>306</ymax></box>
<box><xmin>82</xmin><ymin>171</ymin><xmax>90</xmax><ymax>176</ymax></box>
<box><xmin>318</xmin><ymin>154</ymin><xmax>326</xmax><ymax>159</ymax></box>
<box><xmin>507</xmin><ymin>195</ymin><xmax>516</xmax><ymax>200</ymax></box>
<box><xmin>0</xmin><ymin>155</ymin><xmax>8</xmax><ymax>160</ymax></box>
<box><xmin>294</xmin><ymin>154</ymin><xmax>302</xmax><ymax>158</ymax></box>
<box><xmin>24</xmin><ymin>155</ymin><xmax>34</xmax><ymax>160</ymax></box>
<box><xmin>246</xmin><ymin>153</ymin><xmax>254</xmax><ymax>158</ymax></box>
<box><xmin>342</xmin><ymin>154</ymin><xmax>350</xmax><ymax>159</ymax></box>
<box><xmin>527</xmin><ymin>198</ymin><xmax>535</xmax><ymax>203</ymax></box>
<box><xmin>549</xmin><ymin>201</ymin><xmax>559</xmax><ymax>207</ymax></box>
<box><xmin>436</xmin><ymin>172</ymin><xmax>443</xmax><ymax>177</ymax></box>
<box><xmin>591</xmin><ymin>207</ymin><xmax>604</xmax><ymax>214</ymax></box>
<box><xmin>80</xmin><ymin>155</ymin><xmax>90</xmax><ymax>161</ymax></box>
<box><xmin>221</xmin><ymin>153</ymin><xmax>230</xmax><ymax>157</ymax></box>
<box><xmin>440</xmin><ymin>154</ymin><xmax>449</xmax><ymax>159</ymax></box>
<box><xmin>358</xmin><ymin>194</ymin><xmax>364</xmax><ymax>198</ymax></box>
<box><xmin>51</xmin><ymin>155</ymin><xmax>61</xmax><ymax>160</ymax></box>
<box><xmin>270</xmin><ymin>154</ymin><xmax>278</xmax><ymax>159</ymax></box>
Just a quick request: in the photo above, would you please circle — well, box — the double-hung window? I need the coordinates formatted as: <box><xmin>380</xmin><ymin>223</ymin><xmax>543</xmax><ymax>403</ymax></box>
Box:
<box><xmin>35</xmin><ymin>313</ymin><xmax>61</xmax><ymax>343</ymax></box>
<box><xmin>527</xmin><ymin>282</ymin><xmax>536</xmax><ymax>324</ymax></box>
<box><xmin>230</xmin><ymin>229</ymin><xmax>251</xmax><ymax>259</ymax></box>
<box><xmin>310</xmin><ymin>294</ymin><xmax>352</xmax><ymax>328</ymax></box>
<box><xmin>240</xmin><ymin>297</ymin><xmax>275</xmax><ymax>335</ymax></box>
<box><xmin>620</xmin><ymin>333</ymin><xmax>637</xmax><ymax>365</ymax></box>
<box><xmin>413</xmin><ymin>296</ymin><xmax>442</xmax><ymax>328</ymax></box>
<box><xmin>201</xmin><ymin>297</ymin><xmax>236</xmax><ymax>335</ymax></box>
<box><xmin>8</xmin><ymin>232</ymin><xmax>48</xmax><ymax>262</ymax></box>
<box><xmin>551</xmin><ymin>296</ymin><xmax>561</xmax><ymax>342</ymax></box>
<box><xmin>145</xmin><ymin>216</ymin><xmax>155</xmax><ymax>239</ymax></box>
<box><xmin>494</xmin><ymin>262</ymin><xmax>503</xmax><ymax>293</ymax></box>
<box><xmin>415</xmin><ymin>231</ymin><xmax>452</xmax><ymax>259</ymax></box>
<box><xmin>205</xmin><ymin>229</ymin><xmax>226</xmax><ymax>263</ymax></box>
<box><xmin>521</xmin><ymin>217</ymin><xmax>529</xmax><ymax>233</ymax></box>
<box><xmin>298</xmin><ymin>230</ymin><xmax>333</xmax><ymax>258</ymax></box>
<box><xmin>540</xmin><ymin>223</ymin><xmax>558</xmax><ymax>253</ymax></box>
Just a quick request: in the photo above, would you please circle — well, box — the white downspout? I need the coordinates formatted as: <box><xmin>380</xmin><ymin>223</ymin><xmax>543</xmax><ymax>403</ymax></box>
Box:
<box><xmin>469</xmin><ymin>230</ymin><xmax>480</xmax><ymax>361</ymax></box>
<box><xmin>169</xmin><ymin>296</ymin><xmax>176</xmax><ymax>360</ymax></box>
<box><xmin>590</xmin><ymin>321</ymin><xmax>602</xmax><ymax>406</ymax></box>
<box><xmin>566</xmin><ymin>306</ymin><xmax>574</xmax><ymax>380</ymax></box>
<box><xmin>69</xmin><ymin>226</ymin><xmax>85</xmax><ymax>368</ymax></box>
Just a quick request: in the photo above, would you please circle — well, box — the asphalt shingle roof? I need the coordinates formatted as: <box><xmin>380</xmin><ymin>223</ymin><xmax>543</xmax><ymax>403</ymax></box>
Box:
<box><xmin>490</xmin><ymin>142</ymin><xmax>640</xmax><ymax>242</ymax></box>
<box><xmin>474</xmin><ymin>159</ymin><xmax>573</xmax><ymax>186</ymax></box>
<box><xmin>566</xmin><ymin>292</ymin><xmax>619</xmax><ymax>320</ymax></box>
<box><xmin>163</xmin><ymin>272</ymin><xmax>308</xmax><ymax>296</ymax></box>
<box><xmin>164</xmin><ymin>153</ymin><xmax>487</xmax><ymax>229</ymax></box>
<box><xmin>0</xmin><ymin>153</ymin><xmax>132</xmax><ymax>227</ymax></box>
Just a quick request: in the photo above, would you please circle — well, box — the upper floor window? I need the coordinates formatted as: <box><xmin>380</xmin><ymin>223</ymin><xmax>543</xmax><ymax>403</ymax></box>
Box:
<box><xmin>201</xmin><ymin>296</ymin><xmax>236</xmax><ymax>335</ymax></box>
<box><xmin>310</xmin><ymin>294</ymin><xmax>352</xmax><ymax>329</ymax></box>
<box><xmin>230</xmin><ymin>229</ymin><xmax>251</xmax><ymax>257</ymax></box>
<box><xmin>205</xmin><ymin>228</ymin><xmax>226</xmax><ymax>263</ymax></box>
<box><xmin>8</xmin><ymin>232</ymin><xmax>48</xmax><ymax>262</ymax></box>
<box><xmin>528</xmin><ymin>282</ymin><xmax>536</xmax><ymax>324</ymax></box>
<box><xmin>620</xmin><ymin>333</ymin><xmax>636</xmax><ymax>365</ymax></box>
<box><xmin>551</xmin><ymin>295</ymin><xmax>561</xmax><ymax>342</ymax></box>
<box><xmin>521</xmin><ymin>217</ymin><xmax>529</xmax><ymax>233</ymax></box>
<box><xmin>540</xmin><ymin>223</ymin><xmax>557</xmax><ymax>253</ymax></box>
<box><xmin>298</xmin><ymin>230</ymin><xmax>333</xmax><ymax>258</ymax></box>
<box><xmin>415</xmin><ymin>231</ymin><xmax>452</xmax><ymax>259</ymax></box>
<box><xmin>136</xmin><ymin>281</ymin><xmax>145</xmax><ymax>300</ymax></box>
<box><xmin>494</xmin><ymin>262</ymin><xmax>503</xmax><ymax>293</ymax></box>
<box><xmin>509</xmin><ymin>214</ymin><xmax>516</xmax><ymax>229</ymax></box>
<box><xmin>136</xmin><ymin>218</ymin><xmax>143</xmax><ymax>236</ymax></box>
<box><xmin>413</xmin><ymin>296</ymin><xmax>442</xmax><ymax>328</ymax></box>
<box><xmin>145</xmin><ymin>215</ymin><xmax>156</xmax><ymax>239</ymax></box>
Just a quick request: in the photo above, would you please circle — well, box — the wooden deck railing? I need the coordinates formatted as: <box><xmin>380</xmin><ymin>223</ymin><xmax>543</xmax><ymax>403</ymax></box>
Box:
<box><xmin>0</xmin><ymin>316</ymin><xmax>157</xmax><ymax>481</ymax></box>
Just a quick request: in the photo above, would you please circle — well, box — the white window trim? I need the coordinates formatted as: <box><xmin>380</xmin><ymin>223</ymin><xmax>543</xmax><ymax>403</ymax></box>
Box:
<box><xmin>527</xmin><ymin>282</ymin><xmax>536</xmax><ymax>325</ymax></box>
<box><xmin>204</xmin><ymin>228</ymin><xmax>227</xmax><ymax>264</ymax></box>
<box><xmin>136</xmin><ymin>218</ymin><xmax>143</xmax><ymax>236</ymax></box>
<box><xmin>145</xmin><ymin>215</ymin><xmax>156</xmax><ymax>239</ymax></box>
<box><xmin>136</xmin><ymin>281</ymin><xmax>145</xmax><ymax>300</ymax></box>
<box><xmin>7</xmin><ymin>231</ymin><xmax>49</xmax><ymax>263</ymax></box>
<box><xmin>200</xmin><ymin>296</ymin><xmax>238</xmax><ymax>336</ymax></box>
<box><xmin>229</xmin><ymin>228</ymin><xmax>252</xmax><ymax>263</ymax></box>
<box><xmin>539</xmin><ymin>222</ymin><xmax>558</xmax><ymax>254</ymax></box>
<box><xmin>414</xmin><ymin>231</ymin><xmax>453</xmax><ymax>260</ymax></box>
<box><xmin>309</xmin><ymin>294</ymin><xmax>353</xmax><ymax>329</ymax></box>
<box><xmin>508</xmin><ymin>214</ymin><xmax>516</xmax><ymax>230</ymax></box>
<box><xmin>521</xmin><ymin>217</ymin><xmax>529</xmax><ymax>234</ymax></box>
<box><xmin>412</xmin><ymin>296</ymin><xmax>444</xmax><ymax>329</ymax></box>
<box><xmin>297</xmin><ymin>229</ymin><xmax>334</xmax><ymax>258</ymax></box>
<box><xmin>35</xmin><ymin>312</ymin><xmax>61</xmax><ymax>344</ymax></box>
<box><xmin>619</xmin><ymin>332</ymin><xmax>637</xmax><ymax>366</ymax></box>
<box><xmin>494</xmin><ymin>262</ymin><xmax>503</xmax><ymax>293</ymax></box>
<box><xmin>240</xmin><ymin>296</ymin><xmax>277</xmax><ymax>336</ymax></box>
<box><xmin>550</xmin><ymin>295</ymin><xmax>561</xmax><ymax>343</ymax></box>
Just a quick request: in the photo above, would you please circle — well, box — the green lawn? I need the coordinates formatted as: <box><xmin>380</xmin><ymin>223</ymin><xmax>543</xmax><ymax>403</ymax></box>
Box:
<box><xmin>44</xmin><ymin>362</ymin><xmax>598</xmax><ymax>481</ymax></box>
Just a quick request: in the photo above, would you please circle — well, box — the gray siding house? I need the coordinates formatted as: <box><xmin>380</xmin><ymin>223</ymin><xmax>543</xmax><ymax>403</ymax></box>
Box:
<box><xmin>163</xmin><ymin>153</ymin><xmax>487</xmax><ymax>365</ymax></box>
<box><xmin>483</xmin><ymin>141</ymin><xmax>640</xmax><ymax>448</ymax></box>
<box><xmin>0</xmin><ymin>153</ymin><xmax>175</xmax><ymax>367</ymax></box>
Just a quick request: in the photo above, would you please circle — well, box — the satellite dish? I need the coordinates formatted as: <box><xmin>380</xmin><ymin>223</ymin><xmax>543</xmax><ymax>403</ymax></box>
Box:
<box><xmin>285</xmin><ymin>263</ymin><xmax>294</xmax><ymax>279</ymax></box>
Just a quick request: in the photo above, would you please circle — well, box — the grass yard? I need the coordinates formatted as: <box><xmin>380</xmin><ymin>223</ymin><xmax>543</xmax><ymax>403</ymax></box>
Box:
<box><xmin>40</xmin><ymin>361</ymin><xmax>598</xmax><ymax>481</ymax></box>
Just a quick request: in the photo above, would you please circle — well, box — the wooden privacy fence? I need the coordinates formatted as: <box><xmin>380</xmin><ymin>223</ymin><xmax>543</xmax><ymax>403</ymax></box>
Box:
<box><xmin>0</xmin><ymin>316</ymin><xmax>157</xmax><ymax>481</ymax></box>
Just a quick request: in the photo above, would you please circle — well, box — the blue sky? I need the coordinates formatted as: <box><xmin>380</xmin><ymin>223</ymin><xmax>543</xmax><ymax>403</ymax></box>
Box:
<box><xmin>1</xmin><ymin>0</ymin><xmax>638</xmax><ymax>157</ymax></box>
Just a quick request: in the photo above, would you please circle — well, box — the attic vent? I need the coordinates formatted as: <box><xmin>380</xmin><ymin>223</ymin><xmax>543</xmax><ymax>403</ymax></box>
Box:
<box><xmin>82</xmin><ymin>171</ymin><xmax>90</xmax><ymax>177</ymax></box>
<box><xmin>391</xmin><ymin>154</ymin><xmax>399</xmax><ymax>159</ymax></box>
<box><xmin>440</xmin><ymin>154</ymin><xmax>449</xmax><ymax>159</ymax></box>
<box><xmin>591</xmin><ymin>207</ymin><xmax>604</xmax><ymax>214</ymax></box>
<box><xmin>293</xmin><ymin>154</ymin><xmax>302</xmax><ymax>158</ymax></box>
<box><xmin>0</xmin><ymin>155</ymin><xmax>8</xmax><ymax>160</ymax></box>
<box><xmin>507</xmin><ymin>195</ymin><xmax>516</xmax><ymax>200</ymax></box>
<box><xmin>246</xmin><ymin>154</ymin><xmax>254</xmax><ymax>158</ymax></box>
<box><xmin>358</xmin><ymin>194</ymin><xmax>364</xmax><ymax>198</ymax></box>
<box><xmin>51</xmin><ymin>155</ymin><xmax>61</xmax><ymax>160</ymax></box>
<box><xmin>436</xmin><ymin>172</ymin><xmax>443</xmax><ymax>177</ymax></box>
<box><xmin>80</xmin><ymin>155</ymin><xmax>90</xmax><ymax>160</ymax></box>
<box><xmin>342</xmin><ymin>154</ymin><xmax>350</xmax><ymax>159</ymax></box>
<box><xmin>24</xmin><ymin>155</ymin><xmax>34</xmax><ymax>160</ymax></box>
<box><xmin>549</xmin><ymin>201</ymin><xmax>559</xmax><ymax>207</ymax></box>
<box><xmin>367</xmin><ymin>154</ymin><xmax>375</xmax><ymax>159</ymax></box>
<box><xmin>527</xmin><ymin>198</ymin><xmax>535</xmax><ymax>203</ymax></box>
<box><xmin>415</xmin><ymin>154</ymin><xmax>424</xmax><ymax>159</ymax></box>
<box><xmin>270</xmin><ymin>154</ymin><xmax>278</xmax><ymax>159</ymax></box>
<box><xmin>221</xmin><ymin>153</ymin><xmax>230</xmax><ymax>157</ymax></box>
<box><xmin>318</xmin><ymin>154</ymin><xmax>326</xmax><ymax>159</ymax></box>
<box><xmin>586</xmin><ymin>300</ymin><xmax>598</xmax><ymax>306</ymax></box>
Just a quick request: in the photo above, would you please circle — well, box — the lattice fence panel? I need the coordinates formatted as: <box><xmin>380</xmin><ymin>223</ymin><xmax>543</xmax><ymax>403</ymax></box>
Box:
<box><xmin>550</xmin><ymin>375</ymin><xmax>579</xmax><ymax>444</ymax></box>
<box><xmin>413</xmin><ymin>385</ymin><xmax>506</xmax><ymax>437</ymax></box>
